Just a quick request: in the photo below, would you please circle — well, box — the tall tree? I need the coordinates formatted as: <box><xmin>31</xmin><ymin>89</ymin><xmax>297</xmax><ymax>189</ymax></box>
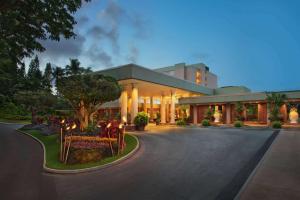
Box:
<box><xmin>57</xmin><ymin>74</ymin><xmax>121</xmax><ymax>131</ymax></box>
<box><xmin>27</xmin><ymin>56</ymin><xmax>43</xmax><ymax>90</ymax></box>
<box><xmin>66</xmin><ymin>59</ymin><xmax>81</xmax><ymax>76</ymax></box>
<box><xmin>0</xmin><ymin>0</ymin><xmax>90</xmax><ymax>63</ymax></box>
<box><xmin>52</xmin><ymin>66</ymin><xmax>65</xmax><ymax>89</ymax></box>
<box><xmin>43</xmin><ymin>63</ymin><xmax>53</xmax><ymax>92</ymax></box>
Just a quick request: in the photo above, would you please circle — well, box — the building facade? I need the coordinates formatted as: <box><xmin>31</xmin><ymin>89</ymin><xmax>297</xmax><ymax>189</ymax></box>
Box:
<box><xmin>97</xmin><ymin>63</ymin><xmax>300</xmax><ymax>126</ymax></box>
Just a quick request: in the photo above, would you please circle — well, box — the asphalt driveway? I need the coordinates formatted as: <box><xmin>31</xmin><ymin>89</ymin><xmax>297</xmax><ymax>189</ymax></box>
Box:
<box><xmin>0</xmin><ymin>124</ymin><xmax>275</xmax><ymax>200</ymax></box>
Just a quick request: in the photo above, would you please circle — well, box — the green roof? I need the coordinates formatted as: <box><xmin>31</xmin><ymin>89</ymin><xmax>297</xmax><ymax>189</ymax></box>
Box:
<box><xmin>179</xmin><ymin>90</ymin><xmax>300</xmax><ymax>104</ymax></box>
<box><xmin>96</xmin><ymin>64</ymin><xmax>213</xmax><ymax>95</ymax></box>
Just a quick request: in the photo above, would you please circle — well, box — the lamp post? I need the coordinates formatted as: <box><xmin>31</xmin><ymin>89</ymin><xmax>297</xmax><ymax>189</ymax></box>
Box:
<box><xmin>64</xmin><ymin>123</ymin><xmax>77</xmax><ymax>164</ymax></box>
<box><xmin>59</xmin><ymin>119</ymin><xmax>65</xmax><ymax>162</ymax></box>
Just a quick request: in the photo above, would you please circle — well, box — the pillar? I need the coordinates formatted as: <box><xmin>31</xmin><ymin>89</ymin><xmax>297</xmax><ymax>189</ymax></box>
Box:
<box><xmin>120</xmin><ymin>90</ymin><xmax>128</xmax><ymax>123</ymax></box>
<box><xmin>150</xmin><ymin>96</ymin><xmax>154</xmax><ymax>121</ymax></box>
<box><xmin>131</xmin><ymin>86</ymin><xmax>138</xmax><ymax>124</ymax></box>
<box><xmin>143</xmin><ymin>98</ymin><xmax>147</xmax><ymax>112</ymax></box>
<box><xmin>267</xmin><ymin>103</ymin><xmax>271</xmax><ymax>124</ymax></box>
<box><xmin>160</xmin><ymin>96</ymin><xmax>166</xmax><ymax>124</ymax></box>
<box><xmin>193</xmin><ymin>105</ymin><xmax>198</xmax><ymax>124</ymax></box>
<box><xmin>170</xmin><ymin>92</ymin><xmax>176</xmax><ymax>124</ymax></box>
<box><xmin>226</xmin><ymin>104</ymin><xmax>231</xmax><ymax>124</ymax></box>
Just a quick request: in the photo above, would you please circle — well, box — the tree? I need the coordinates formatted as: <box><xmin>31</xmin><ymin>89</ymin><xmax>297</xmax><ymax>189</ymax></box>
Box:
<box><xmin>0</xmin><ymin>0</ymin><xmax>90</xmax><ymax>63</ymax></box>
<box><xmin>14</xmin><ymin>90</ymin><xmax>57</xmax><ymax>124</ymax></box>
<box><xmin>66</xmin><ymin>59</ymin><xmax>81</xmax><ymax>76</ymax></box>
<box><xmin>43</xmin><ymin>63</ymin><xmax>53</xmax><ymax>92</ymax></box>
<box><xmin>235</xmin><ymin>101</ymin><xmax>244</xmax><ymax>121</ymax></box>
<box><xmin>0</xmin><ymin>58</ymin><xmax>18</xmax><ymax>98</ymax></box>
<box><xmin>27</xmin><ymin>56</ymin><xmax>43</xmax><ymax>90</ymax></box>
<box><xmin>267</xmin><ymin>93</ymin><xmax>287</xmax><ymax>121</ymax></box>
<box><xmin>57</xmin><ymin>74</ymin><xmax>121</xmax><ymax>131</ymax></box>
<box><xmin>52</xmin><ymin>66</ymin><xmax>65</xmax><ymax>89</ymax></box>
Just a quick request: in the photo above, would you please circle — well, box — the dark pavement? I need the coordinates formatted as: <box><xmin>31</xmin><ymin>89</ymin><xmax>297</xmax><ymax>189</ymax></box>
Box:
<box><xmin>0</xmin><ymin>124</ymin><xmax>274</xmax><ymax>200</ymax></box>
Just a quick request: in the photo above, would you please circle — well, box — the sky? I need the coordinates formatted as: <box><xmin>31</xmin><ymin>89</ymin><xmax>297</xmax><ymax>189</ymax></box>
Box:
<box><xmin>33</xmin><ymin>0</ymin><xmax>300</xmax><ymax>92</ymax></box>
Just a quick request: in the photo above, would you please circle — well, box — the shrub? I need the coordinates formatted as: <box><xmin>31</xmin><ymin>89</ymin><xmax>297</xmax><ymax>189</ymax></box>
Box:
<box><xmin>68</xmin><ymin>148</ymin><xmax>102</xmax><ymax>164</ymax></box>
<box><xmin>272</xmin><ymin>121</ymin><xmax>282</xmax><ymax>129</ymax></box>
<box><xmin>234</xmin><ymin>121</ymin><xmax>243</xmax><ymax>128</ymax></box>
<box><xmin>201</xmin><ymin>119</ymin><xmax>210</xmax><ymax>127</ymax></box>
<box><xmin>176</xmin><ymin>119</ymin><xmax>186</xmax><ymax>126</ymax></box>
<box><xmin>134</xmin><ymin>112</ymin><xmax>149</xmax><ymax>127</ymax></box>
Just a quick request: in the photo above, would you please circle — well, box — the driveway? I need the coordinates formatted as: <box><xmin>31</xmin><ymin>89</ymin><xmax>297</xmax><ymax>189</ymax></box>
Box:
<box><xmin>0</xmin><ymin>124</ymin><xmax>275</xmax><ymax>200</ymax></box>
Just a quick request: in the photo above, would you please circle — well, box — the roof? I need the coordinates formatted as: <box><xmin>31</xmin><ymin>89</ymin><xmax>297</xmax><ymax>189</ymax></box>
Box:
<box><xmin>154</xmin><ymin>62</ymin><xmax>209</xmax><ymax>72</ymax></box>
<box><xmin>96</xmin><ymin>64</ymin><xmax>213</xmax><ymax>95</ymax></box>
<box><xmin>179</xmin><ymin>90</ymin><xmax>300</xmax><ymax>104</ymax></box>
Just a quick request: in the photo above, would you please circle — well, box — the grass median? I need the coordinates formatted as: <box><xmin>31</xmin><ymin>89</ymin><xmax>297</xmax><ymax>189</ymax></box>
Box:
<box><xmin>19</xmin><ymin>128</ymin><xmax>138</xmax><ymax>170</ymax></box>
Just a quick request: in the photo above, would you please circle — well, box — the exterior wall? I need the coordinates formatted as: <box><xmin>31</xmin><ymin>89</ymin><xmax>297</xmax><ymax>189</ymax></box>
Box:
<box><xmin>197</xmin><ymin>105</ymin><xmax>209</xmax><ymax>123</ymax></box>
<box><xmin>258</xmin><ymin>103</ymin><xmax>268</xmax><ymax>123</ymax></box>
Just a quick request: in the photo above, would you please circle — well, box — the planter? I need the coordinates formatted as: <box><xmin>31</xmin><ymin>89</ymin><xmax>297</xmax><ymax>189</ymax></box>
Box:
<box><xmin>289</xmin><ymin>108</ymin><xmax>299</xmax><ymax>124</ymax></box>
<box><xmin>213</xmin><ymin>111</ymin><xmax>221</xmax><ymax>123</ymax></box>
<box><xmin>135</xmin><ymin>125</ymin><xmax>145</xmax><ymax>131</ymax></box>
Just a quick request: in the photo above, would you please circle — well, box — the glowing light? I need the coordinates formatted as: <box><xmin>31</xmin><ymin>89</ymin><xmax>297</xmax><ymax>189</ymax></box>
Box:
<box><xmin>61</xmin><ymin>119</ymin><xmax>65</xmax><ymax>124</ymax></box>
<box><xmin>119</xmin><ymin>124</ymin><xmax>123</xmax><ymax>129</ymax></box>
<box><xmin>107</xmin><ymin>123</ymin><xmax>111</xmax><ymax>128</ymax></box>
<box><xmin>66</xmin><ymin>126</ymin><xmax>70</xmax><ymax>130</ymax></box>
<box><xmin>71</xmin><ymin>123</ymin><xmax>77</xmax><ymax>129</ymax></box>
<box><xmin>122</xmin><ymin>116</ymin><xmax>127</xmax><ymax>123</ymax></box>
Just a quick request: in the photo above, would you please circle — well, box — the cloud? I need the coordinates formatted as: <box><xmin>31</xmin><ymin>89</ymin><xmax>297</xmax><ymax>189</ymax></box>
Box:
<box><xmin>86</xmin><ymin>45</ymin><xmax>113</xmax><ymax>67</ymax></box>
<box><xmin>40</xmin><ymin>33</ymin><xmax>86</xmax><ymax>60</ymax></box>
<box><xmin>127</xmin><ymin>44</ymin><xmax>139</xmax><ymax>63</ymax></box>
<box><xmin>76</xmin><ymin>15</ymin><xmax>89</xmax><ymax>27</ymax></box>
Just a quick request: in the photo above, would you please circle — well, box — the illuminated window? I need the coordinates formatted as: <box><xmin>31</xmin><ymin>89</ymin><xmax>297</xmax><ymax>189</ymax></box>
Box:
<box><xmin>196</xmin><ymin>70</ymin><xmax>202</xmax><ymax>84</ymax></box>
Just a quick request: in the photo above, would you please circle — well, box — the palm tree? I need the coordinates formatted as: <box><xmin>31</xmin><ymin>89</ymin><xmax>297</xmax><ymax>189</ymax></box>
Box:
<box><xmin>65</xmin><ymin>59</ymin><xmax>81</xmax><ymax>76</ymax></box>
<box><xmin>266</xmin><ymin>92</ymin><xmax>287</xmax><ymax>121</ymax></box>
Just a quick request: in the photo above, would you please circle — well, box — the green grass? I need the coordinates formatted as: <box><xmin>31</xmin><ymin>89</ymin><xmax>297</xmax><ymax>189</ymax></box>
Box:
<box><xmin>19</xmin><ymin>129</ymin><xmax>138</xmax><ymax>170</ymax></box>
<box><xmin>0</xmin><ymin>118</ymin><xmax>31</xmax><ymax>124</ymax></box>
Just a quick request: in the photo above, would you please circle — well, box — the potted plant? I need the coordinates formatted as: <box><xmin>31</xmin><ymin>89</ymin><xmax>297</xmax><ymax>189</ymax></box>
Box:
<box><xmin>134</xmin><ymin>112</ymin><xmax>149</xmax><ymax>131</ymax></box>
<box><xmin>155</xmin><ymin>112</ymin><xmax>161</xmax><ymax>125</ymax></box>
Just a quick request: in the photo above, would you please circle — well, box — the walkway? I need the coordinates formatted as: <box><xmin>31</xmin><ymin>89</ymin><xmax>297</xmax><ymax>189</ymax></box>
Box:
<box><xmin>239</xmin><ymin>129</ymin><xmax>300</xmax><ymax>200</ymax></box>
<box><xmin>0</xmin><ymin>124</ymin><xmax>274</xmax><ymax>200</ymax></box>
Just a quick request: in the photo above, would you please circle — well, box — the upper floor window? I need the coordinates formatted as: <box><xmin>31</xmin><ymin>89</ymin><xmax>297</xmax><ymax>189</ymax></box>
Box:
<box><xmin>196</xmin><ymin>70</ymin><xmax>202</xmax><ymax>84</ymax></box>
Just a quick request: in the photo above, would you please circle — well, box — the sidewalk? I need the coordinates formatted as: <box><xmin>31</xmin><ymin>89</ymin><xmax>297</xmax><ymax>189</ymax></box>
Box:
<box><xmin>238</xmin><ymin>130</ymin><xmax>300</xmax><ymax>200</ymax></box>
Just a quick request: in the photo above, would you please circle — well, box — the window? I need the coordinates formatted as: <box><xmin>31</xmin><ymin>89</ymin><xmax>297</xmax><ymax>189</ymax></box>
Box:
<box><xmin>196</xmin><ymin>70</ymin><xmax>202</xmax><ymax>84</ymax></box>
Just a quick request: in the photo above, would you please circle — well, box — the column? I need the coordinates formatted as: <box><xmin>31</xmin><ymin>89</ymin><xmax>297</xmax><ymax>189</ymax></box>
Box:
<box><xmin>160</xmin><ymin>95</ymin><xmax>166</xmax><ymax>123</ymax></box>
<box><xmin>120</xmin><ymin>90</ymin><xmax>128</xmax><ymax>123</ymax></box>
<box><xmin>170</xmin><ymin>92</ymin><xmax>176</xmax><ymax>124</ymax></box>
<box><xmin>267</xmin><ymin>103</ymin><xmax>271</xmax><ymax>124</ymax></box>
<box><xmin>143</xmin><ymin>98</ymin><xmax>147</xmax><ymax>112</ymax></box>
<box><xmin>131</xmin><ymin>86</ymin><xmax>138</xmax><ymax>124</ymax></box>
<box><xmin>193</xmin><ymin>105</ymin><xmax>198</xmax><ymax>124</ymax></box>
<box><xmin>150</xmin><ymin>96</ymin><xmax>154</xmax><ymax>121</ymax></box>
<box><xmin>226</xmin><ymin>103</ymin><xmax>231</xmax><ymax>124</ymax></box>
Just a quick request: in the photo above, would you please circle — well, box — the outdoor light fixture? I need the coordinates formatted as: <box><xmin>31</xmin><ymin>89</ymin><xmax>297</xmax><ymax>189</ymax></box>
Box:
<box><xmin>107</xmin><ymin>123</ymin><xmax>112</xmax><ymax>128</ymax></box>
<box><xmin>71</xmin><ymin>123</ymin><xmax>77</xmax><ymax>130</ymax></box>
<box><xmin>59</xmin><ymin>119</ymin><xmax>65</xmax><ymax>161</ymax></box>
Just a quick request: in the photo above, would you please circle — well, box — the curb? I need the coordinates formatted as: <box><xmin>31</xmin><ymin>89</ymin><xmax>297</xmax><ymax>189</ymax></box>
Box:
<box><xmin>17</xmin><ymin>129</ymin><xmax>140</xmax><ymax>174</ymax></box>
<box><xmin>233</xmin><ymin>130</ymin><xmax>280</xmax><ymax>200</ymax></box>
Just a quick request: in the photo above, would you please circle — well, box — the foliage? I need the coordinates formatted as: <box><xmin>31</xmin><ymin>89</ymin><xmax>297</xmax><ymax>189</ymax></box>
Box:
<box><xmin>267</xmin><ymin>93</ymin><xmax>287</xmax><ymax>122</ymax></box>
<box><xmin>204</xmin><ymin>107</ymin><xmax>213</xmax><ymax>120</ymax></box>
<box><xmin>68</xmin><ymin>149</ymin><xmax>102</xmax><ymax>164</ymax></box>
<box><xmin>134</xmin><ymin>112</ymin><xmax>149</xmax><ymax>127</ymax></box>
<box><xmin>27</xmin><ymin>56</ymin><xmax>43</xmax><ymax>90</ymax></box>
<box><xmin>43</xmin><ymin>63</ymin><xmax>53</xmax><ymax>92</ymax></box>
<box><xmin>155</xmin><ymin>112</ymin><xmax>161</xmax><ymax>124</ymax></box>
<box><xmin>201</xmin><ymin>119</ymin><xmax>211</xmax><ymax>127</ymax></box>
<box><xmin>21</xmin><ymin>129</ymin><xmax>138</xmax><ymax>170</ymax></box>
<box><xmin>234</xmin><ymin>121</ymin><xmax>244</xmax><ymax>128</ymax></box>
<box><xmin>272</xmin><ymin>121</ymin><xmax>282</xmax><ymax>129</ymax></box>
<box><xmin>235</xmin><ymin>101</ymin><xmax>244</xmax><ymax>121</ymax></box>
<box><xmin>84</xmin><ymin>123</ymin><xmax>98</xmax><ymax>134</ymax></box>
<box><xmin>176</xmin><ymin>119</ymin><xmax>186</xmax><ymax>126</ymax></box>
<box><xmin>0</xmin><ymin>0</ymin><xmax>90</xmax><ymax>63</ymax></box>
<box><xmin>57</xmin><ymin>74</ymin><xmax>121</xmax><ymax>130</ymax></box>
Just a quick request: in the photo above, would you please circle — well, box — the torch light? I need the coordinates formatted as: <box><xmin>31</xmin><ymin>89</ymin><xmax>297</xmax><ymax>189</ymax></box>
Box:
<box><xmin>59</xmin><ymin>119</ymin><xmax>65</xmax><ymax>161</ymax></box>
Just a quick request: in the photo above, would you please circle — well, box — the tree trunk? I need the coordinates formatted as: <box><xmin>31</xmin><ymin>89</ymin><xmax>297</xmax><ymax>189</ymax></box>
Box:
<box><xmin>79</xmin><ymin>101</ymin><xmax>89</xmax><ymax>131</ymax></box>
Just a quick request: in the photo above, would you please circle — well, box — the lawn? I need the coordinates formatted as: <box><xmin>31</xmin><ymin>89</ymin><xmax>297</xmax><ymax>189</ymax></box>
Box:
<box><xmin>0</xmin><ymin>118</ymin><xmax>31</xmax><ymax>124</ymax></box>
<box><xmin>19</xmin><ymin>129</ymin><xmax>138</xmax><ymax>170</ymax></box>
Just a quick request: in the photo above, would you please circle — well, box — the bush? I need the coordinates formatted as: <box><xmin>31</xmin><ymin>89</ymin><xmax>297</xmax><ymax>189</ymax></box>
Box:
<box><xmin>134</xmin><ymin>112</ymin><xmax>149</xmax><ymax>127</ymax></box>
<box><xmin>68</xmin><ymin>148</ymin><xmax>103</xmax><ymax>164</ymax></box>
<box><xmin>176</xmin><ymin>119</ymin><xmax>186</xmax><ymax>126</ymax></box>
<box><xmin>272</xmin><ymin>121</ymin><xmax>282</xmax><ymax>129</ymax></box>
<box><xmin>234</xmin><ymin>121</ymin><xmax>243</xmax><ymax>128</ymax></box>
<box><xmin>201</xmin><ymin>119</ymin><xmax>210</xmax><ymax>127</ymax></box>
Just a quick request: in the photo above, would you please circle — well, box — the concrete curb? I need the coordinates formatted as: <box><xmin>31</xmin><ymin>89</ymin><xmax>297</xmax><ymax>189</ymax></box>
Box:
<box><xmin>17</xmin><ymin>129</ymin><xmax>140</xmax><ymax>174</ymax></box>
<box><xmin>233</xmin><ymin>130</ymin><xmax>281</xmax><ymax>200</ymax></box>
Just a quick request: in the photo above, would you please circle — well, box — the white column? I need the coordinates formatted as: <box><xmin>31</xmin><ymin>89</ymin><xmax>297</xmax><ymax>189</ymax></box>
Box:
<box><xmin>131</xmin><ymin>86</ymin><xmax>138</xmax><ymax>124</ymax></box>
<box><xmin>120</xmin><ymin>90</ymin><xmax>128</xmax><ymax>123</ymax></box>
<box><xmin>150</xmin><ymin>96</ymin><xmax>154</xmax><ymax>121</ymax></box>
<box><xmin>193</xmin><ymin>105</ymin><xmax>198</xmax><ymax>124</ymax></box>
<box><xmin>160</xmin><ymin>95</ymin><xmax>166</xmax><ymax>124</ymax></box>
<box><xmin>143</xmin><ymin>98</ymin><xmax>147</xmax><ymax>112</ymax></box>
<box><xmin>226</xmin><ymin>104</ymin><xmax>231</xmax><ymax>124</ymax></box>
<box><xmin>170</xmin><ymin>92</ymin><xmax>176</xmax><ymax>124</ymax></box>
